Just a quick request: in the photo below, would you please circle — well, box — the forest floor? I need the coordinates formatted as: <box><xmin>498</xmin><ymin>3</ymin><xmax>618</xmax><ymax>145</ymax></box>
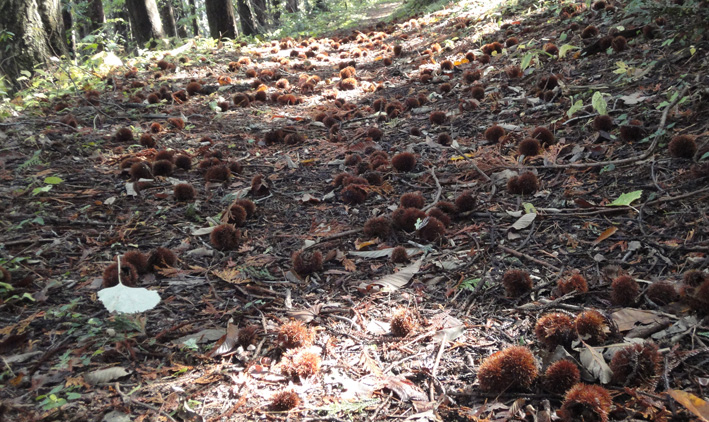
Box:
<box><xmin>1</xmin><ymin>0</ymin><xmax>709</xmax><ymax>421</ymax></box>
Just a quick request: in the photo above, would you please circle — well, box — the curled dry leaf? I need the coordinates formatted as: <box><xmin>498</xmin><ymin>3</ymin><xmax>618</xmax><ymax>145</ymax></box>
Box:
<box><xmin>579</xmin><ymin>343</ymin><xmax>613</xmax><ymax>384</ymax></box>
<box><xmin>357</xmin><ymin>258</ymin><xmax>422</xmax><ymax>292</ymax></box>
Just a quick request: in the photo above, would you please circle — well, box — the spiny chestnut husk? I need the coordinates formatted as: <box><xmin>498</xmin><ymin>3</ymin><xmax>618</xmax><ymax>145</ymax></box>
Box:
<box><xmin>277</xmin><ymin>320</ymin><xmax>315</xmax><ymax>349</ymax></box>
<box><xmin>501</xmin><ymin>269</ymin><xmax>533</xmax><ymax>297</ymax></box>
<box><xmin>610</xmin><ymin>341</ymin><xmax>661</xmax><ymax>387</ymax></box>
<box><xmin>559</xmin><ymin>383</ymin><xmax>612</xmax><ymax>422</ymax></box>
<box><xmin>535</xmin><ymin>312</ymin><xmax>575</xmax><ymax>349</ymax></box>
<box><xmin>611</xmin><ymin>275</ymin><xmax>639</xmax><ymax>306</ymax></box>
<box><xmin>543</xmin><ymin>360</ymin><xmax>580</xmax><ymax>395</ymax></box>
<box><xmin>279</xmin><ymin>347</ymin><xmax>321</xmax><ymax>379</ymax></box>
<box><xmin>575</xmin><ymin>309</ymin><xmax>608</xmax><ymax>346</ymax></box>
<box><xmin>270</xmin><ymin>389</ymin><xmax>300</xmax><ymax>411</ymax></box>
<box><xmin>390</xmin><ymin>307</ymin><xmax>419</xmax><ymax>337</ymax></box>
<box><xmin>477</xmin><ymin>346</ymin><xmax>538</xmax><ymax>393</ymax></box>
<box><xmin>292</xmin><ymin>250</ymin><xmax>323</xmax><ymax>276</ymax></box>
<box><xmin>557</xmin><ymin>273</ymin><xmax>589</xmax><ymax>296</ymax></box>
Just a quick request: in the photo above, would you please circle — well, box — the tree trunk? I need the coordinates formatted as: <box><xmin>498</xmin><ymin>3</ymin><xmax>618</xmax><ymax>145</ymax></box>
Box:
<box><xmin>204</xmin><ymin>0</ymin><xmax>237</xmax><ymax>39</ymax></box>
<box><xmin>271</xmin><ymin>0</ymin><xmax>281</xmax><ymax>24</ymax></box>
<box><xmin>125</xmin><ymin>0</ymin><xmax>164</xmax><ymax>47</ymax></box>
<box><xmin>62</xmin><ymin>2</ymin><xmax>74</xmax><ymax>54</ymax></box>
<box><xmin>252</xmin><ymin>0</ymin><xmax>267</xmax><ymax>27</ymax></box>
<box><xmin>236</xmin><ymin>0</ymin><xmax>256</xmax><ymax>35</ymax></box>
<box><xmin>113</xmin><ymin>9</ymin><xmax>131</xmax><ymax>44</ymax></box>
<box><xmin>159</xmin><ymin>0</ymin><xmax>178</xmax><ymax>37</ymax></box>
<box><xmin>285</xmin><ymin>0</ymin><xmax>297</xmax><ymax>13</ymax></box>
<box><xmin>188</xmin><ymin>0</ymin><xmax>198</xmax><ymax>36</ymax></box>
<box><xmin>85</xmin><ymin>0</ymin><xmax>105</xmax><ymax>34</ymax></box>
<box><xmin>0</xmin><ymin>0</ymin><xmax>69</xmax><ymax>90</ymax></box>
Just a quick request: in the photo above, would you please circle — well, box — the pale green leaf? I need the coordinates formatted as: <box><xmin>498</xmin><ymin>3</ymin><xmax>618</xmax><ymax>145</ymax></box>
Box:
<box><xmin>566</xmin><ymin>99</ymin><xmax>584</xmax><ymax>118</ymax></box>
<box><xmin>558</xmin><ymin>44</ymin><xmax>578</xmax><ymax>58</ymax></box>
<box><xmin>44</xmin><ymin>176</ymin><xmax>63</xmax><ymax>185</ymax></box>
<box><xmin>591</xmin><ymin>92</ymin><xmax>607</xmax><ymax>115</ymax></box>
<box><xmin>608</xmin><ymin>190</ymin><xmax>642</xmax><ymax>206</ymax></box>
<box><xmin>520</xmin><ymin>53</ymin><xmax>533</xmax><ymax>70</ymax></box>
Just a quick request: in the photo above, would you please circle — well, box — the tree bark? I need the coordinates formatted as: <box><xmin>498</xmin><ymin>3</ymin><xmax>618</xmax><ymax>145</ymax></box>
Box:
<box><xmin>158</xmin><ymin>0</ymin><xmax>178</xmax><ymax>37</ymax></box>
<box><xmin>271</xmin><ymin>0</ymin><xmax>281</xmax><ymax>24</ymax></box>
<box><xmin>204</xmin><ymin>0</ymin><xmax>238</xmax><ymax>39</ymax></box>
<box><xmin>0</xmin><ymin>0</ymin><xmax>69</xmax><ymax>90</ymax></box>
<box><xmin>236</xmin><ymin>0</ymin><xmax>256</xmax><ymax>35</ymax></box>
<box><xmin>85</xmin><ymin>0</ymin><xmax>105</xmax><ymax>34</ymax></box>
<box><xmin>252</xmin><ymin>0</ymin><xmax>267</xmax><ymax>27</ymax></box>
<box><xmin>173</xmin><ymin>0</ymin><xmax>188</xmax><ymax>38</ymax></box>
<box><xmin>285</xmin><ymin>0</ymin><xmax>297</xmax><ymax>13</ymax></box>
<box><xmin>125</xmin><ymin>0</ymin><xmax>164</xmax><ymax>47</ymax></box>
<box><xmin>187</xmin><ymin>0</ymin><xmax>199</xmax><ymax>36</ymax></box>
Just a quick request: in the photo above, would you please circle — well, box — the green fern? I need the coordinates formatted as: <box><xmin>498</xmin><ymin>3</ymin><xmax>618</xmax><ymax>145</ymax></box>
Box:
<box><xmin>17</xmin><ymin>150</ymin><xmax>43</xmax><ymax>171</ymax></box>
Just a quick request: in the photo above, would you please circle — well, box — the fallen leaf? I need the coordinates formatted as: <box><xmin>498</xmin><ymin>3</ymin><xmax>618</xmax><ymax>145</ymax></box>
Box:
<box><xmin>592</xmin><ymin>226</ymin><xmax>618</xmax><ymax>245</ymax></box>
<box><xmin>511</xmin><ymin>213</ymin><xmax>536</xmax><ymax>230</ymax></box>
<box><xmin>98</xmin><ymin>283</ymin><xmax>161</xmax><ymax>314</ymax></box>
<box><xmin>668</xmin><ymin>390</ymin><xmax>709</xmax><ymax>422</ymax></box>
<box><xmin>208</xmin><ymin>320</ymin><xmax>239</xmax><ymax>357</ymax></box>
<box><xmin>84</xmin><ymin>367</ymin><xmax>130</xmax><ymax>385</ymax></box>
<box><xmin>612</xmin><ymin>308</ymin><xmax>668</xmax><ymax>332</ymax></box>
<box><xmin>579</xmin><ymin>343</ymin><xmax>612</xmax><ymax>384</ymax></box>
<box><xmin>383</xmin><ymin>375</ymin><xmax>427</xmax><ymax>402</ymax></box>
<box><xmin>358</xmin><ymin>258</ymin><xmax>422</xmax><ymax>292</ymax></box>
<box><xmin>608</xmin><ymin>190</ymin><xmax>642</xmax><ymax>206</ymax></box>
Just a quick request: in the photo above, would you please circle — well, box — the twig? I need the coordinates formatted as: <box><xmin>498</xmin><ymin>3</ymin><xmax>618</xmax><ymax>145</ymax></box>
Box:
<box><xmin>530</xmin><ymin>85</ymin><xmax>690</xmax><ymax>169</ymax></box>
<box><xmin>423</xmin><ymin>167</ymin><xmax>442</xmax><ymax>211</ymax></box>
<box><xmin>498</xmin><ymin>245</ymin><xmax>561</xmax><ymax>271</ymax></box>
<box><xmin>303</xmin><ymin>228</ymin><xmax>362</xmax><ymax>250</ymax></box>
<box><xmin>115</xmin><ymin>383</ymin><xmax>178</xmax><ymax>422</ymax></box>
<box><xmin>451</xmin><ymin>146</ymin><xmax>491</xmax><ymax>182</ymax></box>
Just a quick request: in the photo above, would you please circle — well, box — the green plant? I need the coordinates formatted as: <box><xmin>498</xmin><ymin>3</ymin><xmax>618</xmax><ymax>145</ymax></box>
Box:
<box><xmin>458</xmin><ymin>277</ymin><xmax>484</xmax><ymax>291</ymax></box>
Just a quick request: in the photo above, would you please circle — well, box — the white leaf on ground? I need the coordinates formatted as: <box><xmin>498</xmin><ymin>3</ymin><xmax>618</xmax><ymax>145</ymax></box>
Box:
<box><xmin>349</xmin><ymin>248</ymin><xmax>420</xmax><ymax>259</ymax></box>
<box><xmin>358</xmin><ymin>258</ymin><xmax>422</xmax><ymax>292</ymax></box>
<box><xmin>174</xmin><ymin>329</ymin><xmax>225</xmax><ymax>346</ymax></box>
<box><xmin>511</xmin><ymin>213</ymin><xmax>537</xmax><ymax>230</ymax></box>
<box><xmin>579</xmin><ymin>344</ymin><xmax>612</xmax><ymax>384</ymax></box>
<box><xmin>98</xmin><ymin>284</ymin><xmax>161</xmax><ymax>314</ymax></box>
<box><xmin>366</xmin><ymin>319</ymin><xmax>390</xmax><ymax>335</ymax></box>
<box><xmin>102</xmin><ymin>411</ymin><xmax>131</xmax><ymax>422</ymax></box>
<box><xmin>191</xmin><ymin>226</ymin><xmax>216</xmax><ymax>236</ymax></box>
<box><xmin>85</xmin><ymin>367</ymin><xmax>130</xmax><ymax>385</ymax></box>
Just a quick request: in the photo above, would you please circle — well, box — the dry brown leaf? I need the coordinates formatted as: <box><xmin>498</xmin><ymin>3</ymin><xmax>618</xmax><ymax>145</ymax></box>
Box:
<box><xmin>579</xmin><ymin>343</ymin><xmax>613</xmax><ymax>384</ymax></box>
<box><xmin>208</xmin><ymin>320</ymin><xmax>239</xmax><ymax>358</ymax></box>
<box><xmin>593</xmin><ymin>226</ymin><xmax>618</xmax><ymax>245</ymax></box>
<box><xmin>611</xmin><ymin>308</ymin><xmax>668</xmax><ymax>332</ymax></box>
<box><xmin>383</xmin><ymin>375</ymin><xmax>427</xmax><ymax>402</ymax></box>
<box><xmin>668</xmin><ymin>390</ymin><xmax>709</xmax><ymax>422</ymax></box>
<box><xmin>357</xmin><ymin>258</ymin><xmax>422</xmax><ymax>292</ymax></box>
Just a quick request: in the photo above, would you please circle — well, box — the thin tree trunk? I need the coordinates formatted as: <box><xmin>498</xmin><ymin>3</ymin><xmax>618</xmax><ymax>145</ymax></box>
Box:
<box><xmin>271</xmin><ymin>0</ymin><xmax>281</xmax><ymax>23</ymax></box>
<box><xmin>125</xmin><ymin>0</ymin><xmax>164</xmax><ymax>47</ymax></box>
<box><xmin>188</xmin><ymin>0</ymin><xmax>198</xmax><ymax>36</ymax></box>
<box><xmin>285</xmin><ymin>0</ymin><xmax>297</xmax><ymax>13</ymax></box>
<box><xmin>114</xmin><ymin>9</ymin><xmax>131</xmax><ymax>44</ymax></box>
<box><xmin>159</xmin><ymin>0</ymin><xmax>178</xmax><ymax>37</ymax></box>
<box><xmin>62</xmin><ymin>2</ymin><xmax>74</xmax><ymax>55</ymax></box>
<box><xmin>0</xmin><ymin>0</ymin><xmax>69</xmax><ymax>91</ymax></box>
<box><xmin>204</xmin><ymin>0</ymin><xmax>238</xmax><ymax>39</ymax></box>
<box><xmin>252</xmin><ymin>0</ymin><xmax>267</xmax><ymax>27</ymax></box>
<box><xmin>236</xmin><ymin>0</ymin><xmax>256</xmax><ymax>35</ymax></box>
<box><xmin>85</xmin><ymin>0</ymin><xmax>105</xmax><ymax>33</ymax></box>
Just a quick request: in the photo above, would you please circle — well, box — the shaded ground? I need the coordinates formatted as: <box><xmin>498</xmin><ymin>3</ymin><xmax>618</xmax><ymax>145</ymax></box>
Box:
<box><xmin>1</xmin><ymin>0</ymin><xmax>709</xmax><ymax>421</ymax></box>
